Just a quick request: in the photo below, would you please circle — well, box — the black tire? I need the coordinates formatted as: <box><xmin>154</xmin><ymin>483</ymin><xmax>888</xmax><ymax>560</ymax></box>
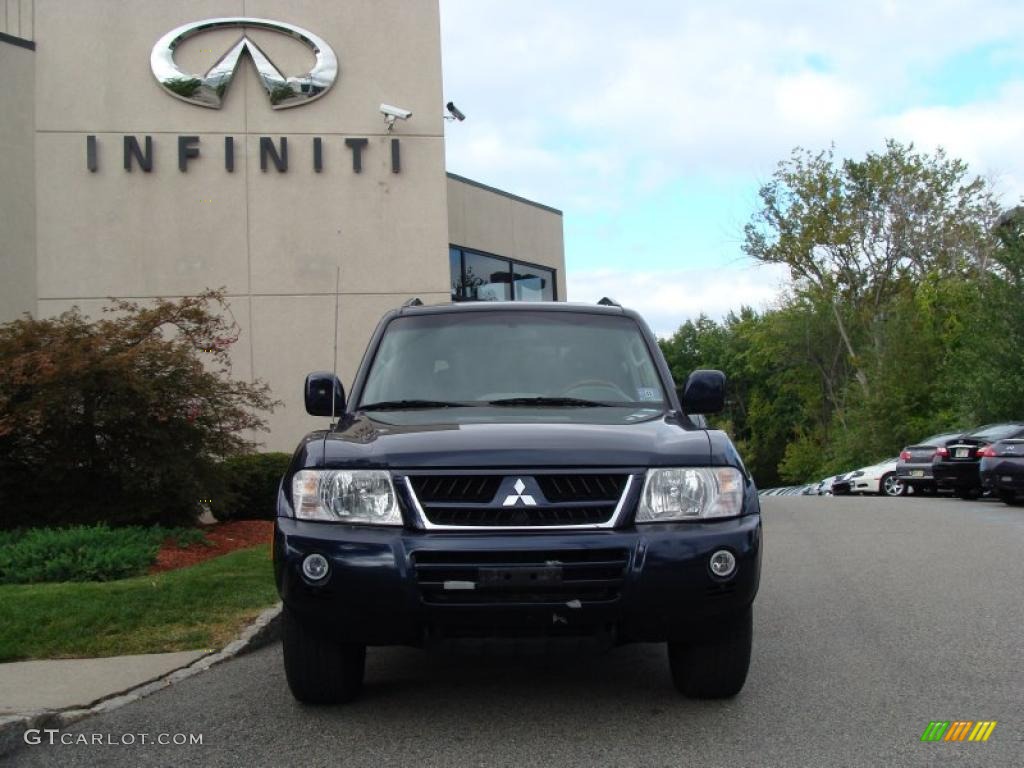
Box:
<box><xmin>880</xmin><ymin>473</ymin><xmax>905</xmax><ymax>497</ymax></box>
<box><xmin>668</xmin><ymin>607</ymin><xmax>752</xmax><ymax>699</ymax></box>
<box><xmin>999</xmin><ymin>491</ymin><xmax>1023</xmax><ymax>506</ymax></box>
<box><xmin>955</xmin><ymin>487</ymin><xmax>980</xmax><ymax>500</ymax></box>
<box><xmin>282</xmin><ymin>607</ymin><xmax>366</xmax><ymax>705</ymax></box>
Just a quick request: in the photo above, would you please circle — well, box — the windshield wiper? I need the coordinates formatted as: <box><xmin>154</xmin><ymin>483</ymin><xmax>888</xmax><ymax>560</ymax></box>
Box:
<box><xmin>487</xmin><ymin>396</ymin><xmax>610</xmax><ymax>407</ymax></box>
<box><xmin>360</xmin><ymin>399</ymin><xmax>470</xmax><ymax>411</ymax></box>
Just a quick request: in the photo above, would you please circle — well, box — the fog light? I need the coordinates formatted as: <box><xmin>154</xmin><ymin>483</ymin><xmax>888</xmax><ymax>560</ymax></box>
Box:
<box><xmin>709</xmin><ymin>549</ymin><xmax>736</xmax><ymax>578</ymax></box>
<box><xmin>302</xmin><ymin>553</ymin><xmax>330</xmax><ymax>582</ymax></box>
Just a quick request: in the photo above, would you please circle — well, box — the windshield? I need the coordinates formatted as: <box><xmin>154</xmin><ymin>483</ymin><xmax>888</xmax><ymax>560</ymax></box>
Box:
<box><xmin>359</xmin><ymin>311</ymin><xmax>667</xmax><ymax>408</ymax></box>
<box><xmin>966</xmin><ymin>423</ymin><xmax>1024</xmax><ymax>441</ymax></box>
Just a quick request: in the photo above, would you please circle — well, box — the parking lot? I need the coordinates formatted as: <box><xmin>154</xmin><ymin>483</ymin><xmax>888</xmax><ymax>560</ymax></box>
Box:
<box><xmin>10</xmin><ymin>495</ymin><xmax>1023</xmax><ymax>767</ymax></box>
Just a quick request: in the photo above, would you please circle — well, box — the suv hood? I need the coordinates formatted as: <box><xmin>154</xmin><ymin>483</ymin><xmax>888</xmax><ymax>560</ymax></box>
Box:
<box><xmin>318</xmin><ymin>413</ymin><xmax>711</xmax><ymax>469</ymax></box>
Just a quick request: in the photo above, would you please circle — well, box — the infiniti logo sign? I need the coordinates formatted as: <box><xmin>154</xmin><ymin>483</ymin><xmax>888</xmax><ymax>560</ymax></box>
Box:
<box><xmin>150</xmin><ymin>17</ymin><xmax>338</xmax><ymax>109</ymax></box>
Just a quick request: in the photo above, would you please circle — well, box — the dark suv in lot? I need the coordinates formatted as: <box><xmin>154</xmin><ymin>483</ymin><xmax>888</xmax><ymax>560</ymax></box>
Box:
<box><xmin>273</xmin><ymin>301</ymin><xmax>761</xmax><ymax>704</ymax></box>
<box><xmin>933</xmin><ymin>422</ymin><xmax>1024</xmax><ymax>498</ymax></box>
<box><xmin>979</xmin><ymin>438</ymin><xmax>1024</xmax><ymax>505</ymax></box>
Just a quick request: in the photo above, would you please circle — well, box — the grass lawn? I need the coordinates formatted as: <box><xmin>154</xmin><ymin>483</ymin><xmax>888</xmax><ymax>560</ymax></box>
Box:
<box><xmin>0</xmin><ymin>545</ymin><xmax>278</xmax><ymax>662</ymax></box>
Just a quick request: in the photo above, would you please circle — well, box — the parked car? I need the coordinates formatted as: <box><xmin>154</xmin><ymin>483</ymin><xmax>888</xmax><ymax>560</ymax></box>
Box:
<box><xmin>933</xmin><ymin>423</ymin><xmax>1024</xmax><ymax>498</ymax></box>
<box><xmin>979</xmin><ymin>439</ymin><xmax>1024</xmax><ymax>505</ymax></box>
<box><xmin>896</xmin><ymin>431</ymin><xmax>962</xmax><ymax>495</ymax></box>
<box><xmin>275</xmin><ymin>300</ymin><xmax>761</xmax><ymax>704</ymax></box>
<box><xmin>831</xmin><ymin>472</ymin><xmax>854</xmax><ymax>495</ymax></box>
<box><xmin>843</xmin><ymin>459</ymin><xmax>905</xmax><ymax>496</ymax></box>
<box><xmin>816</xmin><ymin>475</ymin><xmax>842</xmax><ymax>495</ymax></box>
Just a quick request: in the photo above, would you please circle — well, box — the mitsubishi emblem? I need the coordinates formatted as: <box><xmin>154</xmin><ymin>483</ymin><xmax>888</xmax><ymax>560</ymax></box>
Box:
<box><xmin>502</xmin><ymin>479</ymin><xmax>537</xmax><ymax>507</ymax></box>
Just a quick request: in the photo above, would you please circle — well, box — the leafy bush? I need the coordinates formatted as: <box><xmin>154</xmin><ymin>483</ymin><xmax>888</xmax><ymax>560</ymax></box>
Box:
<box><xmin>0</xmin><ymin>525</ymin><xmax>209</xmax><ymax>584</ymax></box>
<box><xmin>211</xmin><ymin>452</ymin><xmax>292</xmax><ymax>521</ymax></box>
<box><xmin>0</xmin><ymin>290</ymin><xmax>278</xmax><ymax>529</ymax></box>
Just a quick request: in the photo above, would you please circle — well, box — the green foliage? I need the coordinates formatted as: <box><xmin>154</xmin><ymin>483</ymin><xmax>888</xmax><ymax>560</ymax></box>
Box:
<box><xmin>0</xmin><ymin>524</ymin><xmax>209</xmax><ymax>584</ymax></box>
<box><xmin>0</xmin><ymin>290</ymin><xmax>279</xmax><ymax>529</ymax></box>
<box><xmin>662</xmin><ymin>141</ymin><xmax>1022</xmax><ymax>487</ymax></box>
<box><xmin>0</xmin><ymin>545</ymin><xmax>276</xmax><ymax>661</ymax></box>
<box><xmin>210</xmin><ymin>452</ymin><xmax>292</xmax><ymax>521</ymax></box>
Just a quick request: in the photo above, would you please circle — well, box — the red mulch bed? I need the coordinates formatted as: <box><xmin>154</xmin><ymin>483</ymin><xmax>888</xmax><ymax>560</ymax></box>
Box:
<box><xmin>150</xmin><ymin>520</ymin><xmax>274</xmax><ymax>574</ymax></box>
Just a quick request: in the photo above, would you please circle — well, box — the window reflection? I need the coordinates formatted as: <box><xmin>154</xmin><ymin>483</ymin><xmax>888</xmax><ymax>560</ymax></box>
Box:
<box><xmin>512</xmin><ymin>262</ymin><xmax>554</xmax><ymax>301</ymax></box>
<box><xmin>449</xmin><ymin>247</ymin><xmax>557</xmax><ymax>303</ymax></box>
<box><xmin>463</xmin><ymin>251</ymin><xmax>512</xmax><ymax>301</ymax></box>
<box><xmin>449</xmin><ymin>248</ymin><xmax>465</xmax><ymax>301</ymax></box>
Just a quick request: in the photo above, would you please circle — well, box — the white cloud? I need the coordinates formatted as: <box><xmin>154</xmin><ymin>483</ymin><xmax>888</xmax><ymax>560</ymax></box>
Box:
<box><xmin>568</xmin><ymin>264</ymin><xmax>790</xmax><ymax>338</ymax></box>
<box><xmin>878</xmin><ymin>81</ymin><xmax>1024</xmax><ymax>200</ymax></box>
<box><xmin>441</xmin><ymin>1</ymin><xmax>1024</xmax><ymax>203</ymax></box>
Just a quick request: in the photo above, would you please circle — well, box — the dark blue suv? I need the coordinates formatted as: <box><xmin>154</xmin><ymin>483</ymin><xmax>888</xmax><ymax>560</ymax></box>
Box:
<box><xmin>274</xmin><ymin>301</ymin><xmax>762</xmax><ymax>703</ymax></box>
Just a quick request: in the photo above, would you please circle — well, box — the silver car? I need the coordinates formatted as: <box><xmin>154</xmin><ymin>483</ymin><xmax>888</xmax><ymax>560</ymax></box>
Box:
<box><xmin>896</xmin><ymin>431</ymin><xmax>962</xmax><ymax>495</ymax></box>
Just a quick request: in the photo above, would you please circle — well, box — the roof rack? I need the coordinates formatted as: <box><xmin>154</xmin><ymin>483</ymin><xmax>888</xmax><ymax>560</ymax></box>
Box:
<box><xmin>597</xmin><ymin>297</ymin><xmax>621</xmax><ymax>307</ymax></box>
<box><xmin>402</xmin><ymin>297</ymin><xmax>424</xmax><ymax>307</ymax></box>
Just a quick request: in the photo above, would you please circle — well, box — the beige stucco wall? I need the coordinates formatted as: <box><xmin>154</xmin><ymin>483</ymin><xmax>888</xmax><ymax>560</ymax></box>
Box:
<box><xmin>0</xmin><ymin>37</ymin><xmax>36</xmax><ymax>323</ymax></box>
<box><xmin>446</xmin><ymin>174</ymin><xmax>566</xmax><ymax>301</ymax></box>
<box><xmin>27</xmin><ymin>0</ymin><xmax>449</xmax><ymax>450</ymax></box>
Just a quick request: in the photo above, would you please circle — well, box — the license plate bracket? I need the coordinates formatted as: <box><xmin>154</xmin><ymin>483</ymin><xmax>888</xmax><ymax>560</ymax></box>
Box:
<box><xmin>479</xmin><ymin>566</ymin><xmax>562</xmax><ymax>588</ymax></box>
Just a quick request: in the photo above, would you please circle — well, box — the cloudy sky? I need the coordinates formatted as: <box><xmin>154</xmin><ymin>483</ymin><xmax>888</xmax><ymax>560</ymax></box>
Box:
<box><xmin>439</xmin><ymin>0</ymin><xmax>1024</xmax><ymax>336</ymax></box>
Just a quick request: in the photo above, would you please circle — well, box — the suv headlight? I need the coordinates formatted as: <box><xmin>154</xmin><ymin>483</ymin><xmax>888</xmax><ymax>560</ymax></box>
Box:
<box><xmin>291</xmin><ymin>469</ymin><xmax>402</xmax><ymax>525</ymax></box>
<box><xmin>636</xmin><ymin>467</ymin><xmax>744</xmax><ymax>522</ymax></box>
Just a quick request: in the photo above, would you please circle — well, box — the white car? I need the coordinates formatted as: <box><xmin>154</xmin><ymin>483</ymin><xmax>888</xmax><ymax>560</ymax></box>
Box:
<box><xmin>845</xmin><ymin>458</ymin><xmax>906</xmax><ymax>497</ymax></box>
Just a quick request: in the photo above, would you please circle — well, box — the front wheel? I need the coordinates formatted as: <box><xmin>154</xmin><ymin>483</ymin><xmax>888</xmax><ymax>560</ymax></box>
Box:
<box><xmin>999</xmin><ymin>490</ymin><xmax>1023</xmax><ymax>506</ymax></box>
<box><xmin>668</xmin><ymin>607</ymin><xmax>752</xmax><ymax>699</ymax></box>
<box><xmin>881</xmin><ymin>473</ymin><xmax>906</xmax><ymax>497</ymax></box>
<box><xmin>282</xmin><ymin>607</ymin><xmax>366</xmax><ymax>705</ymax></box>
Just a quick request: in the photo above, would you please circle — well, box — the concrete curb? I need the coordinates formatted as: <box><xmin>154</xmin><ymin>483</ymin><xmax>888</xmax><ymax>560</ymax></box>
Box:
<box><xmin>0</xmin><ymin>602</ymin><xmax>282</xmax><ymax>758</ymax></box>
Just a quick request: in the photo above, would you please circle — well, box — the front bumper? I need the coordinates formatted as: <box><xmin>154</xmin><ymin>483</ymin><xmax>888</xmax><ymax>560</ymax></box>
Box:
<box><xmin>274</xmin><ymin>514</ymin><xmax>761</xmax><ymax>646</ymax></box>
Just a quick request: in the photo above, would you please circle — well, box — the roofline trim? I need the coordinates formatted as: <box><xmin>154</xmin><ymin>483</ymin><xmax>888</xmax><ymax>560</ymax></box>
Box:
<box><xmin>446</xmin><ymin>172</ymin><xmax>563</xmax><ymax>216</ymax></box>
<box><xmin>0</xmin><ymin>31</ymin><xmax>35</xmax><ymax>50</ymax></box>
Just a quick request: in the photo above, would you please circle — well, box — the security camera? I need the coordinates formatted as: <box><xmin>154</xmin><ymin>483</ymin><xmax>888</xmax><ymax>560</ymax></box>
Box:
<box><xmin>380</xmin><ymin>103</ymin><xmax>412</xmax><ymax>131</ymax></box>
<box><xmin>445</xmin><ymin>101</ymin><xmax>466</xmax><ymax>121</ymax></box>
<box><xmin>380</xmin><ymin>103</ymin><xmax>412</xmax><ymax>120</ymax></box>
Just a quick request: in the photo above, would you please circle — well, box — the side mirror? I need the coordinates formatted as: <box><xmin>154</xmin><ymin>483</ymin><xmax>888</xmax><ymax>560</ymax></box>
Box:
<box><xmin>678</xmin><ymin>369</ymin><xmax>726</xmax><ymax>415</ymax></box>
<box><xmin>304</xmin><ymin>372</ymin><xmax>345</xmax><ymax>416</ymax></box>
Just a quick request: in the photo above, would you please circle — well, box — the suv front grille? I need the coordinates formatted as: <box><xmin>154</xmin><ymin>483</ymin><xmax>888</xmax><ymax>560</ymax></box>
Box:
<box><xmin>412</xmin><ymin>548</ymin><xmax>630</xmax><ymax>605</ymax></box>
<box><xmin>424</xmin><ymin>505</ymin><xmax>614</xmax><ymax>527</ymax></box>
<box><xmin>403</xmin><ymin>471</ymin><xmax>634</xmax><ymax>529</ymax></box>
<box><xmin>409</xmin><ymin>475</ymin><xmax>503</xmax><ymax>504</ymax></box>
<box><xmin>535</xmin><ymin>474</ymin><xmax>629</xmax><ymax>502</ymax></box>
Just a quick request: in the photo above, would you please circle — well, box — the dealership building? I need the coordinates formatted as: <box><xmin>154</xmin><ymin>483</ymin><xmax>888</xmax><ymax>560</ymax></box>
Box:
<box><xmin>0</xmin><ymin>0</ymin><xmax>565</xmax><ymax>449</ymax></box>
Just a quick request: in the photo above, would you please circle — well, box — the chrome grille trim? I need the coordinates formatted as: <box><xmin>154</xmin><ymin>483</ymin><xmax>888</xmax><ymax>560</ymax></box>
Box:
<box><xmin>403</xmin><ymin>474</ymin><xmax>635</xmax><ymax>531</ymax></box>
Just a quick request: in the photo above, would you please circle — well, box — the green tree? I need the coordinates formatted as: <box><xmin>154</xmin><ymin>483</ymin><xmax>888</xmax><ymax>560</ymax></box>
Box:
<box><xmin>743</xmin><ymin>140</ymin><xmax>1000</xmax><ymax>399</ymax></box>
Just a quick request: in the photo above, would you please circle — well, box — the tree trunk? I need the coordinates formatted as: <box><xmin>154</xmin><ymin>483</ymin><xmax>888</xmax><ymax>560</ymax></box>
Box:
<box><xmin>831</xmin><ymin>302</ymin><xmax>869</xmax><ymax>397</ymax></box>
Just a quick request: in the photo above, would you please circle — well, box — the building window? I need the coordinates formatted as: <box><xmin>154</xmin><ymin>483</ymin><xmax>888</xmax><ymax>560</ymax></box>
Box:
<box><xmin>450</xmin><ymin>246</ymin><xmax>556</xmax><ymax>302</ymax></box>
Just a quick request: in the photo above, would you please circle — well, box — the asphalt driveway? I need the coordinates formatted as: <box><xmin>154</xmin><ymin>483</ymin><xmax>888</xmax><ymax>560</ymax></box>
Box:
<box><xmin>9</xmin><ymin>495</ymin><xmax>1024</xmax><ymax>767</ymax></box>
